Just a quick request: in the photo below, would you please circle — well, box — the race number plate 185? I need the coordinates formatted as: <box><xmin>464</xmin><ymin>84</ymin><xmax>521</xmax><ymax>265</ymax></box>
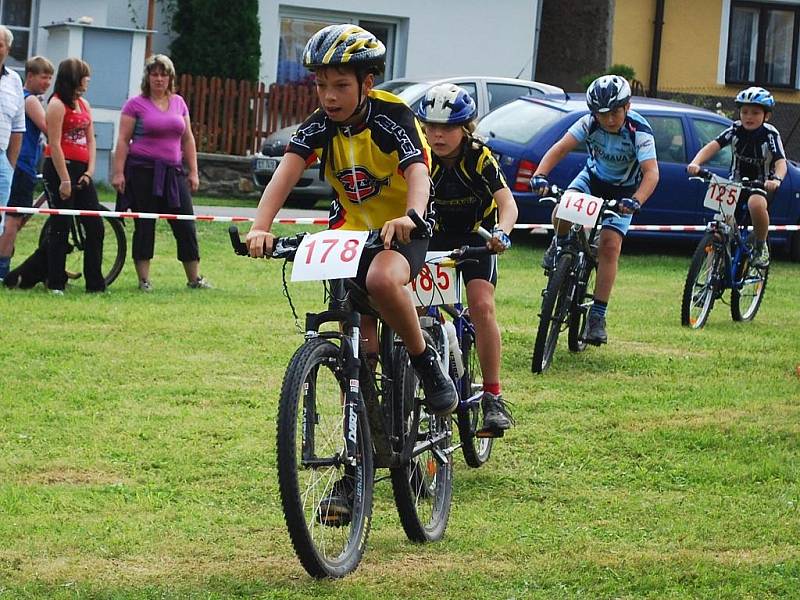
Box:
<box><xmin>291</xmin><ymin>230</ymin><xmax>370</xmax><ymax>282</ymax></box>
<box><xmin>555</xmin><ymin>191</ymin><xmax>604</xmax><ymax>227</ymax></box>
<box><xmin>703</xmin><ymin>176</ymin><xmax>740</xmax><ymax>217</ymax></box>
<box><xmin>410</xmin><ymin>252</ymin><xmax>460</xmax><ymax>307</ymax></box>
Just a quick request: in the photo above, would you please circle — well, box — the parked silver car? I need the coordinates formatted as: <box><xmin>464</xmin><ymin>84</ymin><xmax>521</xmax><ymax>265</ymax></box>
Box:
<box><xmin>251</xmin><ymin>76</ymin><xmax>565</xmax><ymax>206</ymax></box>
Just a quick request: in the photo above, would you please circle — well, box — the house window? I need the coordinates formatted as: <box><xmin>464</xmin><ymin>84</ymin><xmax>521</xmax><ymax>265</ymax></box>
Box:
<box><xmin>726</xmin><ymin>1</ymin><xmax>799</xmax><ymax>88</ymax></box>
<box><xmin>277</xmin><ymin>13</ymin><xmax>398</xmax><ymax>84</ymax></box>
<box><xmin>1</xmin><ymin>0</ymin><xmax>33</xmax><ymax>70</ymax></box>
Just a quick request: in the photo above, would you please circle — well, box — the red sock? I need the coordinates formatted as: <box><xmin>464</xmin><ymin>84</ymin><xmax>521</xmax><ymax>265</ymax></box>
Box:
<box><xmin>483</xmin><ymin>382</ymin><xmax>501</xmax><ymax>396</ymax></box>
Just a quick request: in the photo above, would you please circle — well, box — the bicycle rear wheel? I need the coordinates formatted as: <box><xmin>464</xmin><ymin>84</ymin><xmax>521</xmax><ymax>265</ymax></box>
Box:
<box><xmin>39</xmin><ymin>216</ymin><xmax>127</xmax><ymax>287</ymax></box>
<box><xmin>277</xmin><ymin>338</ymin><xmax>374</xmax><ymax>579</ymax></box>
<box><xmin>390</xmin><ymin>345</ymin><xmax>453</xmax><ymax>543</ymax></box>
<box><xmin>731</xmin><ymin>253</ymin><xmax>768</xmax><ymax>322</ymax></box>
<box><xmin>457</xmin><ymin>327</ymin><xmax>493</xmax><ymax>467</ymax></box>
<box><xmin>568</xmin><ymin>259</ymin><xmax>596</xmax><ymax>353</ymax></box>
<box><xmin>532</xmin><ymin>253</ymin><xmax>574</xmax><ymax>373</ymax></box>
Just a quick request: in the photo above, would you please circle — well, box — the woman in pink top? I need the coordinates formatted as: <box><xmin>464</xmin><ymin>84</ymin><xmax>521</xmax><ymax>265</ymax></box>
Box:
<box><xmin>43</xmin><ymin>57</ymin><xmax>105</xmax><ymax>294</ymax></box>
<box><xmin>112</xmin><ymin>54</ymin><xmax>209</xmax><ymax>291</ymax></box>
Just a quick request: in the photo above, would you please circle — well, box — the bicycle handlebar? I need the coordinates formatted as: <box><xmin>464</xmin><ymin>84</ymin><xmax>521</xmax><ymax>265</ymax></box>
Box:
<box><xmin>537</xmin><ymin>185</ymin><xmax>622</xmax><ymax>219</ymax></box>
<box><xmin>689</xmin><ymin>169</ymin><xmax>766</xmax><ymax>191</ymax></box>
<box><xmin>230</xmin><ymin>208</ymin><xmax>431</xmax><ymax>260</ymax></box>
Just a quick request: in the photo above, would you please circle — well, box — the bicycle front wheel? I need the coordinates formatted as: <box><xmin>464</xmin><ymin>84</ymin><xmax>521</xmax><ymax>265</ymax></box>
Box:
<box><xmin>532</xmin><ymin>253</ymin><xmax>574</xmax><ymax>373</ymax></box>
<box><xmin>731</xmin><ymin>253</ymin><xmax>768</xmax><ymax>322</ymax></box>
<box><xmin>457</xmin><ymin>327</ymin><xmax>493</xmax><ymax>468</ymax></box>
<box><xmin>681</xmin><ymin>233</ymin><xmax>718</xmax><ymax>329</ymax></box>
<box><xmin>39</xmin><ymin>216</ymin><xmax>127</xmax><ymax>287</ymax></box>
<box><xmin>277</xmin><ymin>338</ymin><xmax>374</xmax><ymax>579</ymax></box>
<box><xmin>390</xmin><ymin>346</ymin><xmax>453</xmax><ymax>543</ymax></box>
<box><xmin>568</xmin><ymin>259</ymin><xmax>596</xmax><ymax>353</ymax></box>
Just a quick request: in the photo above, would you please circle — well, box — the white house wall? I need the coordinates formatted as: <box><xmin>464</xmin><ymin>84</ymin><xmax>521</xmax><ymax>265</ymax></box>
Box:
<box><xmin>258</xmin><ymin>0</ymin><xmax>541</xmax><ymax>84</ymax></box>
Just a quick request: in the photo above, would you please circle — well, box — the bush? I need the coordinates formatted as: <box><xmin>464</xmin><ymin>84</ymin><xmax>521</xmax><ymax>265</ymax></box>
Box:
<box><xmin>169</xmin><ymin>0</ymin><xmax>260</xmax><ymax>81</ymax></box>
<box><xmin>578</xmin><ymin>64</ymin><xmax>637</xmax><ymax>92</ymax></box>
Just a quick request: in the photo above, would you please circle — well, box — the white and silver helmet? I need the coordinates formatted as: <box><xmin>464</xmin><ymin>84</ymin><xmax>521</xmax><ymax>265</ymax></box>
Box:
<box><xmin>586</xmin><ymin>75</ymin><xmax>632</xmax><ymax>113</ymax></box>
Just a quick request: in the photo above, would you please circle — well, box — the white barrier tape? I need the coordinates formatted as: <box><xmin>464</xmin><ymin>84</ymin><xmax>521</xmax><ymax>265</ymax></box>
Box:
<box><xmin>0</xmin><ymin>206</ymin><xmax>329</xmax><ymax>225</ymax></box>
<box><xmin>2</xmin><ymin>206</ymin><xmax>798</xmax><ymax>231</ymax></box>
<box><xmin>512</xmin><ymin>223</ymin><xmax>800</xmax><ymax>232</ymax></box>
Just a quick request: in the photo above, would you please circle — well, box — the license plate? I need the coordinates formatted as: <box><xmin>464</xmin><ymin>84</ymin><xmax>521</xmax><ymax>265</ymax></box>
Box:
<box><xmin>256</xmin><ymin>158</ymin><xmax>277</xmax><ymax>171</ymax></box>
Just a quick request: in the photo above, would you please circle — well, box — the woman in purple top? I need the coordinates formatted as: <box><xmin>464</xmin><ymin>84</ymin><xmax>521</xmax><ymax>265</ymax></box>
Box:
<box><xmin>112</xmin><ymin>54</ymin><xmax>210</xmax><ymax>291</ymax></box>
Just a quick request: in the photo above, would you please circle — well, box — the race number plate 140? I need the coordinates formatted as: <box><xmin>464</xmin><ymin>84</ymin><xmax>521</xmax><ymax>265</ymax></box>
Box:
<box><xmin>291</xmin><ymin>230</ymin><xmax>370</xmax><ymax>281</ymax></box>
<box><xmin>555</xmin><ymin>191</ymin><xmax>604</xmax><ymax>227</ymax></box>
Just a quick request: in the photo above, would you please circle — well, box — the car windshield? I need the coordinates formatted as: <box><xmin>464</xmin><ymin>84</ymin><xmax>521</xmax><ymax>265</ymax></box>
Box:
<box><xmin>475</xmin><ymin>99</ymin><xmax>563</xmax><ymax>145</ymax></box>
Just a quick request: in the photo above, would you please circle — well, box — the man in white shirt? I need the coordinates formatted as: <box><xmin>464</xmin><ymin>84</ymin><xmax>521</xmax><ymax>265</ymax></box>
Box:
<box><xmin>0</xmin><ymin>25</ymin><xmax>26</xmax><ymax>239</ymax></box>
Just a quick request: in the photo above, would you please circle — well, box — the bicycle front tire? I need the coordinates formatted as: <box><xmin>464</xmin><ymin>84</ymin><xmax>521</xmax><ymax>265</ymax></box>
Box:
<box><xmin>390</xmin><ymin>345</ymin><xmax>453</xmax><ymax>543</ymax></box>
<box><xmin>457</xmin><ymin>327</ymin><xmax>493</xmax><ymax>468</ymax></box>
<box><xmin>532</xmin><ymin>253</ymin><xmax>575</xmax><ymax>373</ymax></box>
<box><xmin>681</xmin><ymin>233</ymin><xmax>718</xmax><ymax>329</ymax></box>
<box><xmin>277</xmin><ymin>338</ymin><xmax>374</xmax><ymax>579</ymax></box>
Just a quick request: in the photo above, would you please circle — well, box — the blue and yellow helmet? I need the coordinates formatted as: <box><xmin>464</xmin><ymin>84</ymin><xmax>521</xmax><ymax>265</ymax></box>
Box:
<box><xmin>302</xmin><ymin>24</ymin><xmax>385</xmax><ymax>74</ymax></box>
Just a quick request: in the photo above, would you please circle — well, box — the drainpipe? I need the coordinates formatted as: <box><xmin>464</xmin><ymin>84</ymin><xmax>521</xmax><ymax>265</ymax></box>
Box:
<box><xmin>649</xmin><ymin>0</ymin><xmax>665</xmax><ymax>97</ymax></box>
<box><xmin>145</xmin><ymin>0</ymin><xmax>155</xmax><ymax>60</ymax></box>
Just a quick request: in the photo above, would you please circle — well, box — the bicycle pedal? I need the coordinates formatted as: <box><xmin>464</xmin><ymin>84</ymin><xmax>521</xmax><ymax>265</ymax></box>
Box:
<box><xmin>476</xmin><ymin>427</ymin><xmax>504</xmax><ymax>439</ymax></box>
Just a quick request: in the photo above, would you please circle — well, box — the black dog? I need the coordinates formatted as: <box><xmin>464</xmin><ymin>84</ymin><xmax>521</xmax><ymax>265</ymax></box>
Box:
<box><xmin>3</xmin><ymin>244</ymin><xmax>49</xmax><ymax>289</ymax></box>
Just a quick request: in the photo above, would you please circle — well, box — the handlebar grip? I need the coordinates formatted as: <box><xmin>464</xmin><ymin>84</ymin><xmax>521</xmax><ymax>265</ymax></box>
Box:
<box><xmin>229</xmin><ymin>226</ymin><xmax>249</xmax><ymax>256</ymax></box>
<box><xmin>459</xmin><ymin>245</ymin><xmax>494</xmax><ymax>259</ymax></box>
<box><xmin>407</xmin><ymin>208</ymin><xmax>431</xmax><ymax>239</ymax></box>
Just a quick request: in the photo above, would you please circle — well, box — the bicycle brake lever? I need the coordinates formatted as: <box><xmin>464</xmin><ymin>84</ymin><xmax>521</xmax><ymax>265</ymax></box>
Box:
<box><xmin>228</xmin><ymin>226</ymin><xmax>249</xmax><ymax>256</ymax></box>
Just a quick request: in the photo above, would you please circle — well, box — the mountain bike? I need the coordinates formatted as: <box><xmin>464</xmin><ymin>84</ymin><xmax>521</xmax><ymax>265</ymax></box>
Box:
<box><xmin>412</xmin><ymin>234</ymin><xmax>499</xmax><ymax>467</ymax></box>
<box><xmin>531</xmin><ymin>186</ymin><xmax>622</xmax><ymax>373</ymax></box>
<box><xmin>230</xmin><ymin>212</ymin><xmax>455</xmax><ymax>579</ymax></box>
<box><xmin>681</xmin><ymin>170</ymin><xmax>769</xmax><ymax>328</ymax></box>
<box><xmin>18</xmin><ymin>188</ymin><xmax>127</xmax><ymax>287</ymax></box>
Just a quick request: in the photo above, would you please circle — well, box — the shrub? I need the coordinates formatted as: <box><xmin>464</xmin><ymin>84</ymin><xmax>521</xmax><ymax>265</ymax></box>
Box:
<box><xmin>578</xmin><ymin>64</ymin><xmax>637</xmax><ymax>91</ymax></box>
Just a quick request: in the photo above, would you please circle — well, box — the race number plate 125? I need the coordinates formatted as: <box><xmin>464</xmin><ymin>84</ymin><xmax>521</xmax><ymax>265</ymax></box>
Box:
<box><xmin>410</xmin><ymin>252</ymin><xmax>460</xmax><ymax>307</ymax></box>
<box><xmin>555</xmin><ymin>191</ymin><xmax>604</xmax><ymax>227</ymax></box>
<box><xmin>291</xmin><ymin>230</ymin><xmax>370</xmax><ymax>282</ymax></box>
<box><xmin>703</xmin><ymin>176</ymin><xmax>740</xmax><ymax>217</ymax></box>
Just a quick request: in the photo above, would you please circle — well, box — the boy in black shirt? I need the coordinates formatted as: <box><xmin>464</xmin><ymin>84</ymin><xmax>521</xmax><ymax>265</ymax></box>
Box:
<box><xmin>688</xmin><ymin>87</ymin><xmax>787</xmax><ymax>267</ymax></box>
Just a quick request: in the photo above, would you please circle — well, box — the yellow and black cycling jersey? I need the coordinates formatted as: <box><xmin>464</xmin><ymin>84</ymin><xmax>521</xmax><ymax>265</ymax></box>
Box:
<box><xmin>286</xmin><ymin>89</ymin><xmax>430</xmax><ymax>231</ymax></box>
<box><xmin>430</xmin><ymin>141</ymin><xmax>507</xmax><ymax>234</ymax></box>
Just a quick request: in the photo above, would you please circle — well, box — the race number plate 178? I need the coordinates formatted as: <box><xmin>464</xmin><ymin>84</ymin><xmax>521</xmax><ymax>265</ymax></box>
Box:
<box><xmin>291</xmin><ymin>230</ymin><xmax>370</xmax><ymax>282</ymax></box>
<box><xmin>703</xmin><ymin>176</ymin><xmax>740</xmax><ymax>217</ymax></box>
<box><xmin>410</xmin><ymin>252</ymin><xmax>460</xmax><ymax>307</ymax></box>
<box><xmin>555</xmin><ymin>191</ymin><xmax>604</xmax><ymax>227</ymax></box>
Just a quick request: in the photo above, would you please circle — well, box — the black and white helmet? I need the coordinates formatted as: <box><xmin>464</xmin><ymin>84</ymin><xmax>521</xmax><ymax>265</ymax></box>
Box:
<box><xmin>586</xmin><ymin>75</ymin><xmax>632</xmax><ymax>113</ymax></box>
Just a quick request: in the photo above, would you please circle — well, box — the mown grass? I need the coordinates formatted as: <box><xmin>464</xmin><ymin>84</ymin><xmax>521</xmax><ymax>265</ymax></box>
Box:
<box><xmin>0</xmin><ymin>219</ymin><xmax>798</xmax><ymax>599</ymax></box>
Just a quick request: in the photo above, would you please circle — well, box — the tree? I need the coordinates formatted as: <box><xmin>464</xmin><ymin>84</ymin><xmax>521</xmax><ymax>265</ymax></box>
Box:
<box><xmin>169</xmin><ymin>0</ymin><xmax>260</xmax><ymax>81</ymax></box>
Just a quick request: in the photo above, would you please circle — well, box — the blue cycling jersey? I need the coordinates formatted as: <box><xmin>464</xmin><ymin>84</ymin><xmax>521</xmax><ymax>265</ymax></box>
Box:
<box><xmin>567</xmin><ymin>109</ymin><xmax>657</xmax><ymax>188</ymax></box>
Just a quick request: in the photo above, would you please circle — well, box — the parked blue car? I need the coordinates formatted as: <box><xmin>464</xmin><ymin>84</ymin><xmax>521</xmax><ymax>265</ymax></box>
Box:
<box><xmin>475</xmin><ymin>96</ymin><xmax>800</xmax><ymax>260</ymax></box>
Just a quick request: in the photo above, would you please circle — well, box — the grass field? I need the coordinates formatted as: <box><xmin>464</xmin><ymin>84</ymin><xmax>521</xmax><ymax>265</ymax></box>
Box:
<box><xmin>1</xmin><ymin>218</ymin><xmax>798</xmax><ymax>598</ymax></box>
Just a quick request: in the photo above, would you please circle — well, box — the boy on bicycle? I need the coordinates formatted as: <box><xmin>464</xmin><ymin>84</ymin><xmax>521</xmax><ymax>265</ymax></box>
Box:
<box><xmin>531</xmin><ymin>75</ymin><xmax>659</xmax><ymax>345</ymax></box>
<box><xmin>687</xmin><ymin>87</ymin><xmax>786</xmax><ymax>267</ymax></box>
<box><xmin>246</xmin><ymin>24</ymin><xmax>457</xmax><ymax>414</ymax></box>
<box><xmin>416</xmin><ymin>83</ymin><xmax>516</xmax><ymax>434</ymax></box>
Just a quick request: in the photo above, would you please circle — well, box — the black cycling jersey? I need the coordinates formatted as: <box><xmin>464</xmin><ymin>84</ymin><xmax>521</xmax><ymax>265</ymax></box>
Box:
<box><xmin>430</xmin><ymin>141</ymin><xmax>507</xmax><ymax>234</ymax></box>
<box><xmin>714</xmin><ymin>122</ymin><xmax>785</xmax><ymax>182</ymax></box>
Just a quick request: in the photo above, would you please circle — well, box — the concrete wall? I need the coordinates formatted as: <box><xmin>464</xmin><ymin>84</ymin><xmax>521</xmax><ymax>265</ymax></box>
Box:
<box><xmin>256</xmin><ymin>0</ymin><xmax>542</xmax><ymax>85</ymax></box>
<box><xmin>536</xmin><ymin>0</ymin><xmax>613</xmax><ymax>92</ymax></box>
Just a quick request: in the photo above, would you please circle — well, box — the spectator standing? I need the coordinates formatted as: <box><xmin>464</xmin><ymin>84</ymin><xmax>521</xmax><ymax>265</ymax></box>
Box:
<box><xmin>0</xmin><ymin>26</ymin><xmax>26</xmax><ymax>250</ymax></box>
<box><xmin>112</xmin><ymin>54</ymin><xmax>210</xmax><ymax>291</ymax></box>
<box><xmin>0</xmin><ymin>56</ymin><xmax>53</xmax><ymax>280</ymax></box>
<box><xmin>43</xmin><ymin>57</ymin><xmax>105</xmax><ymax>294</ymax></box>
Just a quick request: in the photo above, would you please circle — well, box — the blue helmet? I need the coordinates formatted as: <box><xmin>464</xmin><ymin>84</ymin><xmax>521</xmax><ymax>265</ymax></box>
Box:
<box><xmin>735</xmin><ymin>87</ymin><xmax>775</xmax><ymax>110</ymax></box>
<box><xmin>586</xmin><ymin>75</ymin><xmax>631</xmax><ymax>113</ymax></box>
<box><xmin>416</xmin><ymin>84</ymin><xmax>477</xmax><ymax>125</ymax></box>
